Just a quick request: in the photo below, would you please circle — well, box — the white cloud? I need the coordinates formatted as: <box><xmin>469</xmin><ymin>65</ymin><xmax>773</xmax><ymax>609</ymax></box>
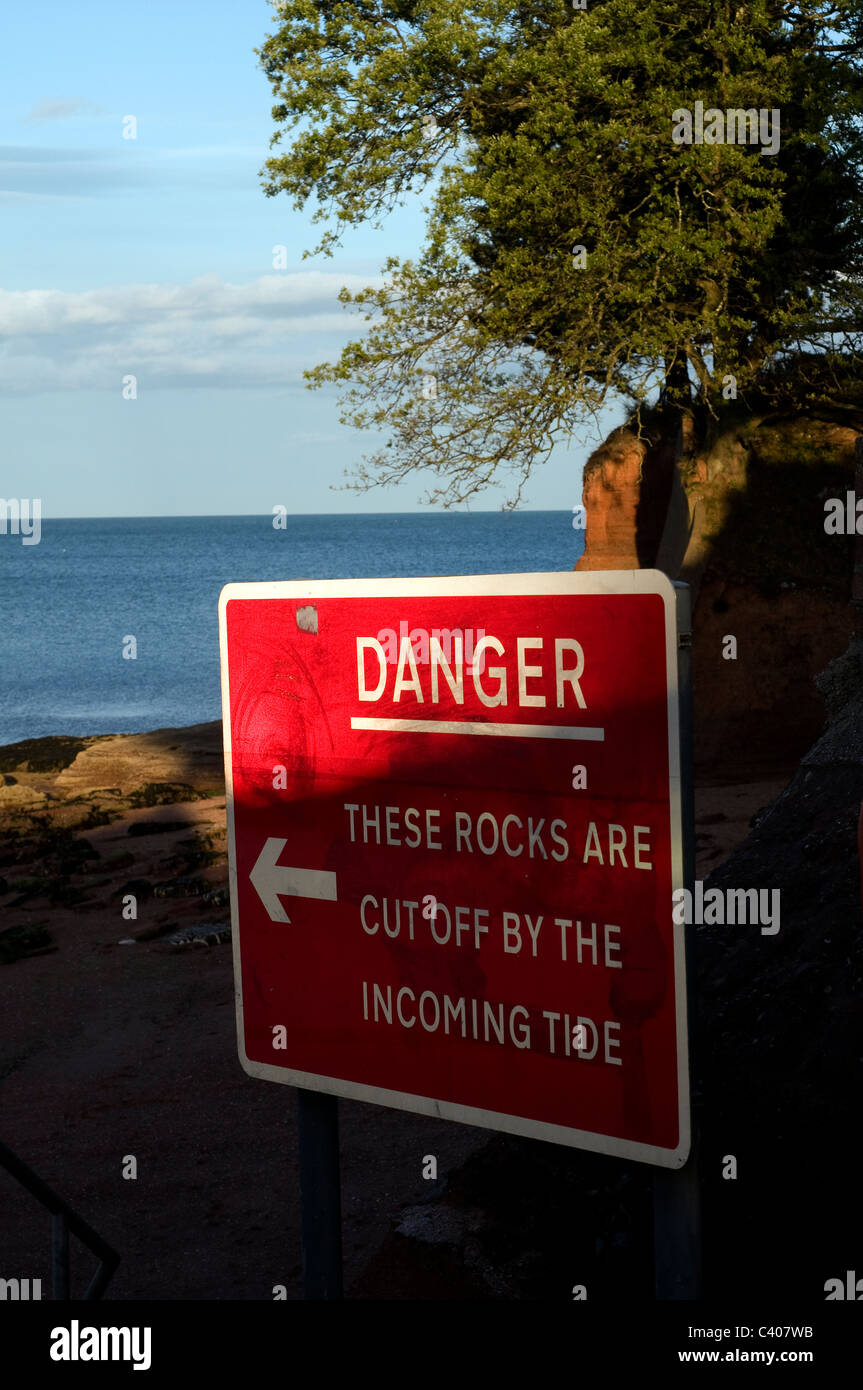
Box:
<box><xmin>0</xmin><ymin>141</ymin><xmax>274</xmax><ymax>197</ymax></box>
<box><xmin>0</xmin><ymin>273</ymin><xmax>384</xmax><ymax>393</ymax></box>
<box><xmin>24</xmin><ymin>99</ymin><xmax>105</xmax><ymax>123</ymax></box>
<box><xmin>154</xmin><ymin>145</ymin><xmax>265</xmax><ymax>160</ymax></box>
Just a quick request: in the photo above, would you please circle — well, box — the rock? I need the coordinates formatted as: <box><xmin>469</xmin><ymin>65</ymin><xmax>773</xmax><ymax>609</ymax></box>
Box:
<box><xmin>574</xmin><ymin>415</ymin><xmax>858</xmax><ymax>777</ymax></box>
<box><xmin>152</xmin><ymin>877</ymin><xmax>208</xmax><ymax>899</ymax></box>
<box><xmin>103</xmin><ymin>851</ymin><xmax>136</xmax><ymax>871</ymax></box>
<box><xmin>128</xmin><ymin>782</ymin><xmax>205</xmax><ymax>808</ymax></box>
<box><xmin>127</xmin><ymin>820</ymin><xmax>188</xmax><ymax>837</ymax></box>
<box><xmin>575</xmin><ymin>428</ymin><xmax>649</xmax><ymax>572</ymax></box>
<box><xmin>0</xmin><ymin>922</ymin><xmax>53</xmax><ymax>963</ymax></box>
<box><xmin>0</xmin><ymin>783</ymin><xmax>47</xmax><ymax>809</ymax></box>
<box><xmin>54</xmin><ymin>840</ymin><xmax>100</xmax><ymax>874</ymax></box>
<box><xmin>396</xmin><ymin>1204</ymin><xmax>467</xmax><ymax>1245</ymax></box>
<box><xmin>0</xmin><ymin>735</ymin><xmax>91</xmax><ymax>774</ymax></box>
<box><xmin>159</xmin><ymin>922</ymin><xmax>231</xmax><ymax>947</ymax></box>
<box><xmin>53</xmin><ymin>722</ymin><xmax>224</xmax><ymax>798</ymax></box>
<box><xmin>115</xmin><ymin>878</ymin><xmax>154</xmax><ymax>902</ymax></box>
<box><xmin>691</xmin><ymin>639</ymin><xmax>863</xmax><ymax>1294</ymax></box>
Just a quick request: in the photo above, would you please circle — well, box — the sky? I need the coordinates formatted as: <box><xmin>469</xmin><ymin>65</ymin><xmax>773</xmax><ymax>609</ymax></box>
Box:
<box><xmin>0</xmin><ymin>0</ymin><xmax>619</xmax><ymax>517</ymax></box>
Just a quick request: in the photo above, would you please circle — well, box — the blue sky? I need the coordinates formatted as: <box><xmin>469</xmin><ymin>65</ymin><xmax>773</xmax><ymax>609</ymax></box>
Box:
<box><xmin>0</xmin><ymin>0</ymin><xmax>616</xmax><ymax>516</ymax></box>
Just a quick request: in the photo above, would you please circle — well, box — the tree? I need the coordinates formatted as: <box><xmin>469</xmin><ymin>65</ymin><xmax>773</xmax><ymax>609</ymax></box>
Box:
<box><xmin>257</xmin><ymin>0</ymin><xmax>863</xmax><ymax>547</ymax></box>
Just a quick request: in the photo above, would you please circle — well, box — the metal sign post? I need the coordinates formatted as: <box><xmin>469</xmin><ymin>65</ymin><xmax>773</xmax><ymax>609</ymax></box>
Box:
<box><xmin>654</xmin><ymin>582</ymin><xmax>701</xmax><ymax>1298</ymax></box>
<box><xmin>296</xmin><ymin>1089</ymin><xmax>343</xmax><ymax>1299</ymax></box>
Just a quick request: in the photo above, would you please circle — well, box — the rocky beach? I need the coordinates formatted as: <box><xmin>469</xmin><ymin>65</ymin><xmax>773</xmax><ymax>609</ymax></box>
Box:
<box><xmin>3</xmin><ymin>716</ymin><xmax>828</xmax><ymax>1300</ymax></box>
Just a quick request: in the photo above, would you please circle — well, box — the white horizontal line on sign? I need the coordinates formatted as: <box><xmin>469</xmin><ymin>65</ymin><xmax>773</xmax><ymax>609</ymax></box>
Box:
<box><xmin>350</xmin><ymin>717</ymin><xmax>605</xmax><ymax>741</ymax></box>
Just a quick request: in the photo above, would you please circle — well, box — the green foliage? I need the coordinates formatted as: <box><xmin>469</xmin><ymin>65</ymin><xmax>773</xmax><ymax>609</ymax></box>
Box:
<box><xmin>0</xmin><ymin>736</ymin><xmax>87</xmax><ymax>774</ymax></box>
<box><xmin>78</xmin><ymin>805</ymin><xmax>121</xmax><ymax>830</ymax></box>
<box><xmin>259</xmin><ymin>0</ymin><xmax>863</xmax><ymax>501</ymax></box>
<box><xmin>0</xmin><ymin>923</ymin><xmax>52</xmax><ymax>965</ymax></box>
<box><xmin>128</xmin><ymin>782</ymin><xmax>203</xmax><ymax>808</ymax></box>
<box><xmin>7</xmin><ymin>876</ymin><xmax>51</xmax><ymax>894</ymax></box>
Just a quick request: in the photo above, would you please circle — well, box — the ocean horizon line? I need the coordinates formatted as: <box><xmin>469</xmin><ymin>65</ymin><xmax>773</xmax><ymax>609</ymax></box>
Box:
<box><xmin>17</xmin><ymin>508</ymin><xmax>573</xmax><ymax>522</ymax></box>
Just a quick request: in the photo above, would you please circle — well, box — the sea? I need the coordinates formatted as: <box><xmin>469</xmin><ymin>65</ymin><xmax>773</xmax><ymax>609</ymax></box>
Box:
<box><xmin>0</xmin><ymin>512</ymin><xmax>584</xmax><ymax>748</ymax></box>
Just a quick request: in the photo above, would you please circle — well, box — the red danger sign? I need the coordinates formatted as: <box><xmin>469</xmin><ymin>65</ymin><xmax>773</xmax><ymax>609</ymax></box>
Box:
<box><xmin>219</xmin><ymin>571</ymin><xmax>689</xmax><ymax>1167</ymax></box>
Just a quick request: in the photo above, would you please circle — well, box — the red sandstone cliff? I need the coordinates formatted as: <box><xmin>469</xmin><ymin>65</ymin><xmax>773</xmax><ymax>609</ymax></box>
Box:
<box><xmin>575</xmin><ymin>417</ymin><xmax>858</xmax><ymax>774</ymax></box>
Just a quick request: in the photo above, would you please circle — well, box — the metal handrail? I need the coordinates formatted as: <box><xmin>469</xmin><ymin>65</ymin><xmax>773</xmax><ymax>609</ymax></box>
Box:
<box><xmin>0</xmin><ymin>1140</ymin><xmax>119</xmax><ymax>1299</ymax></box>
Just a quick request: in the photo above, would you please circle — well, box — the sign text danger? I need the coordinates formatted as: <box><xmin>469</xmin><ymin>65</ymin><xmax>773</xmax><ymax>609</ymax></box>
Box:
<box><xmin>357</xmin><ymin>633</ymin><xmax>587</xmax><ymax>708</ymax></box>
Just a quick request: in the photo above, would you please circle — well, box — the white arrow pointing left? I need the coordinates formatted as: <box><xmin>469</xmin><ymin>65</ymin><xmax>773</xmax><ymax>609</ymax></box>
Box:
<box><xmin>249</xmin><ymin>837</ymin><xmax>338</xmax><ymax>923</ymax></box>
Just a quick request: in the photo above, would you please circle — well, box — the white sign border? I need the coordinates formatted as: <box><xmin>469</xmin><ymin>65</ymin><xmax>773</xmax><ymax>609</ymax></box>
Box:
<box><xmin>218</xmin><ymin>569</ymin><xmax>690</xmax><ymax>1169</ymax></box>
